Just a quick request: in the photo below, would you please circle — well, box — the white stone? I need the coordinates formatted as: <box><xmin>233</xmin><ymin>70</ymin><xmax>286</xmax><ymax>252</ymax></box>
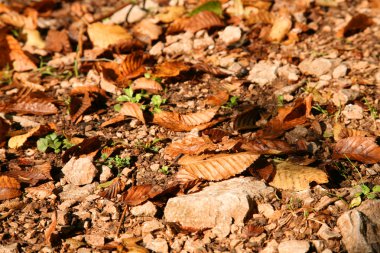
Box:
<box><xmin>278</xmin><ymin>64</ymin><xmax>300</xmax><ymax>81</ymax></box>
<box><xmin>298</xmin><ymin>58</ymin><xmax>332</xmax><ymax>77</ymax></box>
<box><xmin>145</xmin><ymin>238</ymin><xmax>169</xmax><ymax>253</ymax></box>
<box><xmin>193</xmin><ymin>34</ymin><xmax>214</xmax><ymax>50</ymax></box>
<box><xmin>219</xmin><ymin>26</ymin><xmax>241</xmax><ymax>45</ymax></box>
<box><xmin>258</xmin><ymin>204</ymin><xmax>275</xmax><ymax>219</ymax></box>
<box><xmin>248</xmin><ymin>61</ymin><xmax>279</xmax><ymax>86</ymax></box>
<box><xmin>99</xmin><ymin>166</ymin><xmax>113</xmax><ymax>183</ymax></box>
<box><xmin>278</xmin><ymin>240</ymin><xmax>310</xmax><ymax>253</ymax></box>
<box><xmin>332</xmin><ymin>64</ymin><xmax>348</xmax><ymax>78</ymax></box>
<box><xmin>130</xmin><ymin>201</ymin><xmax>157</xmax><ymax>217</ymax></box>
<box><xmin>59</xmin><ymin>184</ymin><xmax>96</xmax><ymax>201</ymax></box>
<box><xmin>163</xmin><ymin>39</ymin><xmax>193</xmax><ymax>56</ymax></box>
<box><xmin>164</xmin><ymin>178</ymin><xmax>274</xmax><ymax>237</ymax></box>
<box><xmin>62</xmin><ymin>157</ymin><xmax>97</xmax><ymax>186</ymax></box>
<box><xmin>342</xmin><ymin>104</ymin><xmax>364</xmax><ymax>119</ymax></box>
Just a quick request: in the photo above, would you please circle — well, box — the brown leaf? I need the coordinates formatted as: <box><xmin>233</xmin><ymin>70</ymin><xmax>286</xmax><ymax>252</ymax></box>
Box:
<box><xmin>100</xmin><ymin>115</ymin><xmax>126</xmax><ymax>128</ymax></box>
<box><xmin>341</xmin><ymin>14</ymin><xmax>374</xmax><ymax>37</ymax></box>
<box><xmin>70</xmin><ymin>91</ymin><xmax>91</xmax><ymax>124</ymax></box>
<box><xmin>152</xmin><ymin>108</ymin><xmax>220</xmax><ymax>132</ymax></box>
<box><xmin>333</xmin><ymin>137</ymin><xmax>380</xmax><ymax>164</ymax></box>
<box><xmin>8</xmin><ymin>125</ymin><xmax>52</xmax><ymax>149</ymax></box>
<box><xmin>165</xmin><ymin>135</ymin><xmax>216</xmax><ymax>158</ymax></box>
<box><xmin>241</xmin><ymin>139</ymin><xmax>293</xmax><ymax>154</ymax></box>
<box><xmin>187</xmin><ymin>11</ymin><xmax>224</xmax><ymax>33</ymax></box>
<box><xmin>87</xmin><ymin>22</ymin><xmax>132</xmax><ymax>49</ymax></box>
<box><xmin>131</xmin><ymin>77</ymin><xmax>163</xmax><ymax>94</ymax></box>
<box><xmin>44</xmin><ymin>210</ymin><xmax>57</xmax><ymax>245</ymax></box>
<box><xmin>0</xmin><ymin>97</ymin><xmax>58</xmax><ymax>116</ymax></box>
<box><xmin>204</xmin><ymin>89</ymin><xmax>229</xmax><ymax>107</ymax></box>
<box><xmin>333</xmin><ymin>123</ymin><xmax>369</xmax><ymax>142</ymax></box>
<box><xmin>202</xmin><ymin>128</ymin><xmax>230</xmax><ymax>143</ymax></box>
<box><xmin>269</xmin><ymin>162</ymin><xmax>328</xmax><ymax>191</ymax></box>
<box><xmin>233</xmin><ymin>107</ymin><xmax>262</xmax><ymax>130</ymax></box>
<box><xmin>192</xmin><ymin>62</ymin><xmax>232</xmax><ymax>76</ymax></box>
<box><xmin>122</xmin><ymin>184</ymin><xmax>163</xmax><ymax>206</ymax></box>
<box><xmin>242</xmin><ymin>224</ymin><xmax>265</xmax><ymax>237</ymax></box>
<box><xmin>0</xmin><ymin>175</ymin><xmax>21</xmax><ymax>201</ymax></box>
<box><xmin>44</xmin><ymin>29</ymin><xmax>71</xmax><ymax>53</ymax></box>
<box><xmin>62</xmin><ymin>137</ymin><xmax>102</xmax><ymax>163</ymax></box>
<box><xmin>132</xmin><ymin>19</ymin><xmax>162</xmax><ymax>44</ymax></box>
<box><xmin>152</xmin><ymin>61</ymin><xmax>191</xmax><ymax>78</ymax></box>
<box><xmin>119</xmin><ymin>102</ymin><xmax>146</xmax><ymax>124</ymax></box>
<box><xmin>177</xmin><ymin>152</ymin><xmax>260</xmax><ymax>181</ymax></box>
<box><xmin>6</xmin><ymin>35</ymin><xmax>36</xmax><ymax>71</ymax></box>
<box><xmin>0</xmin><ymin>117</ymin><xmax>10</xmax><ymax>143</ymax></box>
<box><xmin>3</xmin><ymin>162</ymin><xmax>52</xmax><ymax>185</ymax></box>
<box><xmin>25</xmin><ymin>181</ymin><xmax>55</xmax><ymax>200</ymax></box>
<box><xmin>99</xmin><ymin>177</ymin><xmax>125</xmax><ymax>199</ymax></box>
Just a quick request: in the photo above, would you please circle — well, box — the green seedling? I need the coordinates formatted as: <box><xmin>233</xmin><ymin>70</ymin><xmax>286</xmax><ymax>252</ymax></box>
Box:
<box><xmin>189</xmin><ymin>1</ymin><xmax>222</xmax><ymax>17</ymax></box>
<box><xmin>312</xmin><ymin>104</ymin><xmax>328</xmax><ymax>115</ymax></box>
<box><xmin>222</xmin><ymin>96</ymin><xmax>239</xmax><ymax>109</ymax></box>
<box><xmin>115</xmin><ymin>87</ymin><xmax>148</xmax><ymax>112</ymax></box>
<box><xmin>37</xmin><ymin>133</ymin><xmax>73</xmax><ymax>153</ymax></box>
<box><xmin>277</xmin><ymin>95</ymin><xmax>284</xmax><ymax>107</ymax></box>
<box><xmin>159</xmin><ymin>165</ymin><xmax>170</xmax><ymax>175</ymax></box>
<box><xmin>151</xmin><ymin>95</ymin><xmax>167</xmax><ymax>113</ymax></box>
<box><xmin>104</xmin><ymin>155</ymin><xmax>131</xmax><ymax>170</ymax></box>
<box><xmin>363</xmin><ymin>98</ymin><xmax>379</xmax><ymax>119</ymax></box>
<box><xmin>350</xmin><ymin>184</ymin><xmax>380</xmax><ymax>208</ymax></box>
<box><xmin>144</xmin><ymin>72</ymin><xmax>162</xmax><ymax>83</ymax></box>
<box><xmin>136</xmin><ymin>138</ymin><xmax>162</xmax><ymax>152</ymax></box>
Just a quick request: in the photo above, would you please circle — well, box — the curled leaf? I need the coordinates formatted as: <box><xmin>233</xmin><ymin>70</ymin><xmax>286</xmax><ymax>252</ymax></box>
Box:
<box><xmin>131</xmin><ymin>77</ymin><xmax>163</xmax><ymax>94</ymax></box>
<box><xmin>233</xmin><ymin>107</ymin><xmax>262</xmax><ymax>130</ymax></box>
<box><xmin>165</xmin><ymin>135</ymin><xmax>216</xmax><ymax>158</ymax></box>
<box><xmin>119</xmin><ymin>102</ymin><xmax>146</xmax><ymax>124</ymax></box>
<box><xmin>122</xmin><ymin>184</ymin><xmax>163</xmax><ymax>206</ymax></box>
<box><xmin>99</xmin><ymin>177</ymin><xmax>125</xmax><ymax>199</ymax></box>
<box><xmin>333</xmin><ymin>137</ymin><xmax>380</xmax><ymax>164</ymax></box>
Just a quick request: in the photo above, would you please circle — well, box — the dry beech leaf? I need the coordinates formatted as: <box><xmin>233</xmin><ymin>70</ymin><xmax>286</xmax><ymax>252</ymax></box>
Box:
<box><xmin>119</xmin><ymin>102</ymin><xmax>146</xmax><ymax>124</ymax></box>
<box><xmin>122</xmin><ymin>238</ymin><xmax>149</xmax><ymax>253</ymax></box>
<box><xmin>8</xmin><ymin>125</ymin><xmax>51</xmax><ymax>149</ymax></box>
<box><xmin>167</xmin><ymin>11</ymin><xmax>224</xmax><ymax>34</ymax></box>
<box><xmin>0</xmin><ymin>117</ymin><xmax>10</xmax><ymax>143</ymax></box>
<box><xmin>100</xmin><ymin>115</ymin><xmax>126</xmax><ymax>128</ymax></box>
<box><xmin>70</xmin><ymin>91</ymin><xmax>91</xmax><ymax>124</ymax></box>
<box><xmin>246</xmin><ymin>10</ymin><xmax>274</xmax><ymax>25</ymax></box>
<box><xmin>202</xmin><ymin>128</ymin><xmax>230</xmax><ymax>142</ymax></box>
<box><xmin>152</xmin><ymin>61</ymin><xmax>190</xmax><ymax>78</ymax></box>
<box><xmin>243</xmin><ymin>224</ymin><xmax>265</xmax><ymax>237</ymax></box>
<box><xmin>204</xmin><ymin>89</ymin><xmax>229</xmax><ymax>107</ymax></box>
<box><xmin>131</xmin><ymin>77</ymin><xmax>163</xmax><ymax>94</ymax></box>
<box><xmin>340</xmin><ymin>14</ymin><xmax>374</xmax><ymax>38</ymax></box>
<box><xmin>62</xmin><ymin>136</ymin><xmax>102</xmax><ymax>163</ymax></box>
<box><xmin>333</xmin><ymin>136</ymin><xmax>380</xmax><ymax>164</ymax></box>
<box><xmin>333</xmin><ymin>123</ymin><xmax>369</xmax><ymax>142</ymax></box>
<box><xmin>165</xmin><ymin>135</ymin><xmax>216</xmax><ymax>158</ymax></box>
<box><xmin>157</xmin><ymin>6</ymin><xmax>185</xmax><ymax>23</ymax></box>
<box><xmin>233</xmin><ymin>107</ymin><xmax>262</xmax><ymax>130</ymax></box>
<box><xmin>0</xmin><ymin>175</ymin><xmax>22</xmax><ymax>201</ymax></box>
<box><xmin>25</xmin><ymin>181</ymin><xmax>55</xmax><ymax>200</ymax></box>
<box><xmin>193</xmin><ymin>62</ymin><xmax>233</xmax><ymax>76</ymax></box>
<box><xmin>6</xmin><ymin>35</ymin><xmax>36</xmax><ymax>71</ymax></box>
<box><xmin>87</xmin><ymin>22</ymin><xmax>132</xmax><ymax>49</ymax></box>
<box><xmin>270</xmin><ymin>162</ymin><xmax>328</xmax><ymax>191</ymax></box>
<box><xmin>99</xmin><ymin>177</ymin><xmax>125</xmax><ymax>199</ymax></box>
<box><xmin>176</xmin><ymin>168</ymin><xmax>199</xmax><ymax>182</ymax></box>
<box><xmin>241</xmin><ymin>139</ymin><xmax>293</xmax><ymax>154</ymax></box>
<box><xmin>4</xmin><ymin>162</ymin><xmax>52</xmax><ymax>185</ymax></box>
<box><xmin>132</xmin><ymin>19</ymin><xmax>162</xmax><ymax>44</ymax></box>
<box><xmin>45</xmin><ymin>210</ymin><xmax>57</xmax><ymax>246</ymax></box>
<box><xmin>0</xmin><ymin>97</ymin><xmax>58</xmax><ymax>116</ymax></box>
<box><xmin>122</xmin><ymin>184</ymin><xmax>163</xmax><ymax>206</ymax></box>
<box><xmin>152</xmin><ymin>107</ymin><xmax>220</xmax><ymax>132</ymax></box>
<box><xmin>44</xmin><ymin>29</ymin><xmax>71</xmax><ymax>53</ymax></box>
<box><xmin>177</xmin><ymin>152</ymin><xmax>260</xmax><ymax>181</ymax></box>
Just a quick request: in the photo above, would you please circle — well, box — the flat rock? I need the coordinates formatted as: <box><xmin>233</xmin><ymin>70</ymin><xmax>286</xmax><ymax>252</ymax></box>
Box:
<box><xmin>145</xmin><ymin>238</ymin><xmax>169</xmax><ymax>253</ymax></box>
<box><xmin>278</xmin><ymin>64</ymin><xmax>300</xmax><ymax>82</ymax></box>
<box><xmin>317</xmin><ymin>224</ymin><xmax>341</xmax><ymax>241</ymax></box>
<box><xmin>278</xmin><ymin>240</ymin><xmax>310</xmax><ymax>253</ymax></box>
<box><xmin>164</xmin><ymin>177</ymin><xmax>274</xmax><ymax>237</ymax></box>
<box><xmin>337</xmin><ymin>200</ymin><xmax>380</xmax><ymax>253</ymax></box>
<box><xmin>59</xmin><ymin>184</ymin><xmax>96</xmax><ymax>201</ymax></box>
<box><xmin>0</xmin><ymin>243</ymin><xmax>18</xmax><ymax>253</ymax></box>
<box><xmin>298</xmin><ymin>58</ymin><xmax>332</xmax><ymax>77</ymax></box>
<box><xmin>332</xmin><ymin>64</ymin><xmax>348</xmax><ymax>78</ymax></box>
<box><xmin>130</xmin><ymin>201</ymin><xmax>157</xmax><ymax>217</ymax></box>
<box><xmin>141</xmin><ymin>219</ymin><xmax>164</xmax><ymax>236</ymax></box>
<box><xmin>342</xmin><ymin>104</ymin><xmax>363</xmax><ymax>119</ymax></box>
<box><xmin>248</xmin><ymin>61</ymin><xmax>279</xmax><ymax>86</ymax></box>
<box><xmin>219</xmin><ymin>26</ymin><xmax>241</xmax><ymax>45</ymax></box>
<box><xmin>62</xmin><ymin>157</ymin><xmax>97</xmax><ymax>186</ymax></box>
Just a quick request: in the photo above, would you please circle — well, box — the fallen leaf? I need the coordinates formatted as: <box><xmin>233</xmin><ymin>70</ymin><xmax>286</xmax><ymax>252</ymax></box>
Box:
<box><xmin>62</xmin><ymin>137</ymin><xmax>102</xmax><ymax>163</ymax></box>
<box><xmin>25</xmin><ymin>181</ymin><xmax>55</xmax><ymax>199</ymax></box>
<box><xmin>6</xmin><ymin>35</ymin><xmax>37</xmax><ymax>71</ymax></box>
<box><xmin>8</xmin><ymin>125</ymin><xmax>52</xmax><ymax>149</ymax></box>
<box><xmin>269</xmin><ymin>162</ymin><xmax>328</xmax><ymax>191</ymax></box>
<box><xmin>132</xmin><ymin>19</ymin><xmax>162</xmax><ymax>44</ymax></box>
<box><xmin>99</xmin><ymin>177</ymin><xmax>125</xmax><ymax>199</ymax></box>
<box><xmin>333</xmin><ymin>123</ymin><xmax>369</xmax><ymax>141</ymax></box>
<box><xmin>131</xmin><ymin>77</ymin><xmax>163</xmax><ymax>94</ymax></box>
<box><xmin>233</xmin><ymin>107</ymin><xmax>262</xmax><ymax>130</ymax></box>
<box><xmin>339</xmin><ymin>14</ymin><xmax>374</xmax><ymax>38</ymax></box>
<box><xmin>177</xmin><ymin>152</ymin><xmax>260</xmax><ymax>181</ymax></box>
<box><xmin>3</xmin><ymin>162</ymin><xmax>52</xmax><ymax>185</ymax></box>
<box><xmin>333</xmin><ymin>137</ymin><xmax>380</xmax><ymax>164</ymax></box>
<box><xmin>87</xmin><ymin>22</ymin><xmax>132</xmax><ymax>49</ymax></box>
<box><xmin>44</xmin><ymin>210</ymin><xmax>57</xmax><ymax>245</ymax></box>
<box><xmin>152</xmin><ymin>61</ymin><xmax>190</xmax><ymax>78</ymax></box>
<box><xmin>202</xmin><ymin>128</ymin><xmax>230</xmax><ymax>142</ymax></box>
<box><xmin>0</xmin><ymin>175</ymin><xmax>21</xmax><ymax>201</ymax></box>
<box><xmin>0</xmin><ymin>97</ymin><xmax>58</xmax><ymax>116</ymax></box>
<box><xmin>193</xmin><ymin>61</ymin><xmax>233</xmax><ymax>76</ymax></box>
<box><xmin>100</xmin><ymin>115</ymin><xmax>126</xmax><ymax>127</ymax></box>
<box><xmin>119</xmin><ymin>102</ymin><xmax>146</xmax><ymax>124</ymax></box>
<box><xmin>167</xmin><ymin>11</ymin><xmax>224</xmax><ymax>34</ymax></box>
<box><xmin>156</xmin><ymin>6</ymin><xmax>185</xmax><ymax>23</ymax></box>
<box><xmin>204</xmin><ymin>89</ymin><xmax>229</xmax><ymax>107</ymax></box>
<box><xmin>122</xmin><ymin>184</ymin><xmax>163</xmax><ymax>206</ymax></box>
<box><xmin>44</xmin><ymin>29</ymin><xmax>72</xmax><ymax>53</ymax></box>
<box><xmin>70</xmin><ymin>91</ymin><xmax>91</xmax><ymax>124</ymax></box>
<box><xmin>165</xmin><ymin>135</ymin><xmax>216</xmax><ymax>158</ymax></box>
<box><xmin>189</xmin><ymin>1</ymin><xmax>223</xmax><ymax>17</ymax></box>
<box><xmin>121</xmin><ymin>237</ymin><xmax>149</xmax><ymax>253</ymax></box>
<box><xmin>242</xmin><ymin>224</ymin><xmax>265</xmax><ymax>237</ymax></box>
<box><xmin>241</xmin><ymin>139</ymin><xmax>293</xmax><ymax>154</ymax></box>
<box><xmin>0</xmin><ymin>117</ymin><xmax>10</xmax><ymax>143</ymax></box>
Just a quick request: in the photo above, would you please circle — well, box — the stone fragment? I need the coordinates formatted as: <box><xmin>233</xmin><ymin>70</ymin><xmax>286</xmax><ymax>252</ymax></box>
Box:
<box><xmin>130</xmin><ymin>201</ymin><xmax>157</xmax><ymax>217</ymax></box>
<box><xmin>298</xmin><ymin>58</ymin><xmax>332</xmax><ymax>77</ymax></box>
<box><xmin>312</xmin><ymin>240</ymin><xmax>326</xmax><ymax>252</ymax></box>
<box><xmin>163</xmin><ymin>36</ymin><xmax>193</xmax><ymax>56</ymax></box>
<box><xmin>149</xmin><ymin>42</ymin><xmax>164</xmax><ymax>56</ymax></box>
<box><xmin>99</xmin><ymin>166</ymin><xmax>113</xmax><ymax>183</ymax></box>
<box><xmin>248</xmin><ymin>61</ymin><xmax>279</xmax><ymax>86</ymax></box>
<box><xmin>332</xmin><ymin>64</ymin><xmax>348</xmax><ymax>78</ymax></box>
<box><xmin>145</xmin><ymin>238</ymin><xmax>169</xmax><ymax>253</ymax></box>
<box><xmin>332</xmin><ymin>89</ymin><xmax>360</xmax><ymax>107</ymax></box>
<box><xmin>84</xmin><ymin>234</ymin><xmax>105</xmax><ymax>247</ymax></box>
<box><xmin>141</xmin><ymin>219</ymin><xmax>164</xmax><ymax>236</ymax></box>
<box><xmin>164</xmin><ymin>178</ymin><xmax>274</xmax><ymax>237</ymax></box>
<box><xmin>59</xmin><ymin>184</ymin><xmax>96</xmax><ymax>201</ymax></box>
<box><xmin>262</xmin><ymin>239</ymin><xmax>279</xmax><ymax>253</ymax></box>
<box><xmin>110</xmin><ymin>5</ymin><xmax>147</xmax><ymax>24</ymax></box>
<box><xmin>317</xmin><ymin>224</ymin><xmax>341</xmax><ymax>241</ymax></box>
<box><xmin>0</xmin><ymin>243</ymin><xmax>18</xmax><ymax>253</ymax></box>
<box><xmin>258</xmin><ymin>204</ymin><xmax>275</xmax><ymax>219</ymax></box>
<box><xmin>278</xmin><ymin>240</ymin><xmax>310</xmax><ymax>253</ymax></box>
<box><xmin>342</xmin><ymin>104</ymin><xmax>364</xmax><ymax>119</ymax></box>
<box><xmin>278</xmin><ymin>64</ymin><xmax>300</xmax><ymax>81</ymax></box>
<box><xmin>219</xmin><ymin>26</ymin><xmax>242</xmax><ymax>45</ymax></box>
<box><xmin>62</xmin><ymin>157</ymin><xmax>97</xmax><ymax>186</ymax></box>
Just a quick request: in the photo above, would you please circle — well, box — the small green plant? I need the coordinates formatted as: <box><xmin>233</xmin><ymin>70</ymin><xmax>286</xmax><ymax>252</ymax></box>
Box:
<box><xmin>144</xmin><ymin>72</ymin><xmax>162</xmax><ymax>83</ymax></box>
<box><xmin>277</xmin><ymin>95</ymin><xmax>284</xmax><ymax>107</ymax></box>
<box><xmin>136</xmin><ymin>138</ymin><xmax>162</xmax><ymax>152</ymax></box>
<box><xmin>363</xmin><ymin>98</ymin><xmax>379</xmax><ymax>119</ymax></box>
<box><xmin>115</xmin><ymin>87</ymin><xmax>149</xmax><ymax>112</ymax></box>
<box><xmin>150</xmin><ymin>95</ymin><xmax>167</xmax><ymax>113</ymax></box>
<box><xmin>350</xmin><ymin>184</ymin><xmax>380</xmax><ymax>208</ymax></box>
<box><xmin>222</xmin><ymin>96</ymin><xmax>239</xmax><ymax>109</ymax></box>
<box><xmin>37</xmin><ymin>133</ymin><xmax>73</xmax><ymax>153</ymax></box>
<box><xmin>312</xmin><ymin>104</ymin><xmax>328</xmax><ymax>115</ymax></box>
<box><xmin>159</xmin><ymin>165</ymin><xmax>170</xmax><ymax>174</ymax></box>
<box><xmin>104</xmin><ymin>155</ymin><xmax>131</xmax><ymax>170</ymax></box>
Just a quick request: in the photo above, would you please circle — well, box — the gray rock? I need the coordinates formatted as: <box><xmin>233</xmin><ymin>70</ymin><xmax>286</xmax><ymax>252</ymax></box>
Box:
<box><xmin>278</xmin><ymin>240</ymin><xmax>310</xmax><ymax>253</ymax></box>
<box><xmin>298</xmin><ymin>58</ymin><xmax>332</xmax><ymax>77</ymax></box>
<box><xmin>337</xmin><ymin>200</ymin><xmax>380</xmax><ymax>253</ymax></box>
<box><xmin>164</xmin><ymin>177</ymin><xmax>274</xmax><ymax>237</ymax></box>
<box><xmin>332</xmin><ymin>64</ymin><xmax>348</xmax><ymax>78</ymax></box>
<box><xmin>62</xmin><ymin>157</ymin><xmax>97</xmax><ymax>186</ymax></box>
<box><xmin>342</xmin><ymin>104</ymin><xmax>364</xmax><ymax>120</ymax></box>
<box><xmin>248</xmin><ymin>61</ymin><xmax>279</xmax><ymax>86</ymax></box>
<box><xmin>130</xmin><ymin>201</ymin><xmax>157</xmax><ymax>217</ymax></box>
<box><xmin>219</xmin><ymin>26</ymin><xmax>241</xmax><ymax>45</ymax></box>
<box><xmin>317</xmin><ymin>224</ymin><xmax>341</xmax><ymax>241</ymax></box>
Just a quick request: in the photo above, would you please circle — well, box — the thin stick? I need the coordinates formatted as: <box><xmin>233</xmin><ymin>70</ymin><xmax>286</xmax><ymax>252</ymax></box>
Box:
<box><xmin>116</xmin><ymin>204</ymin><xmax>129</xmax><ymax>237</ymax></box>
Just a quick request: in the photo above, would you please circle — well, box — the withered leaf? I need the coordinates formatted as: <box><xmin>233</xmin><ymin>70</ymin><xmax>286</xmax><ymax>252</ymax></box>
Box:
<box><xmin>0</xmin><ymin>98</ymin><xmax>58</xmax><ymax>116</ymax></box>
<box><xmin>6</xmin><ymin>35</ymin><xmax>36</xmax><ymax>71</ymax></box>
<box><xmin>152</xmin><ymin>61</ymin><xmax>190</xmax><ymax>78</ymax></box>
<box><xmin>70</xmin><ymin>91</ymin><xmax>91</xmax><ymax>124</ymax></box>
<box><xmin>0</xmin><ymin>117</ymin><xmax>10</xmax><ymax>143</ymax></box>
<box><xmin>243</xmin><ymin>224</ymin><xmax>265</xmax><ymax>237</ymax></box>
<box><xmin>241</xmin><ymin>139</ymin><xmax>293</xmax><ymax>154</ymax></box>
<box><xmin>100</xmin><ymin>115</ymin><xmax>126</xmax><ymax>128</ymax></box>
<box><xmin>87</xmin><ymin>22</ymin><xmax>132</xmax><ymax>49</ymax></box>
<box><xmin>45</xmin><ymin>29</ymin><xmax>71</xmax><ymax>53</ymax></box>
<box><xmin>270</xmin><ymin>162</ymin><xmax>328</xmax><ymax>191</ymax></box>
<box><xmin>25</xmin><ymin>181</ymin><xmax>55</xmax><ymax>200</ymax></box>
<box><xmin>8</xmin><ymin>125</ymin><xmax>52</xmax><ymax>149</ymax></box>
<box><xmin>131</xmin><ymin>77</ymin><xmax>163</xmax><ymax>94</ymax></box>
<box><xmin>204</xmin><ymin>89</ymin><xmax>229</xmax><ymax>107</ymax></box>
<box><xmin>0</xmin><ymin>175</ymin><xmax>22</xmax><ymax>201</ymax></box>
<box><xmin>333</xmin><ymin>123</ymin><xmax>369</xmax><ymax>142</ymax></box>
<box><xmin>192</xmin><ymin>62</ymin><xmax>232</xmax><ymax>76</ymax></box>
<box><xmin>122</xmin><ymin>184</ymin><xmax>163</xmax><ymax>206</ymax></box>
<box><xmin>3</xmin><ymin>162</ymin><xmax>52</xmax><ymax>185</ymax></box>
<box><xmin>99</xmin><ymin>177</ymin><xmax>125</xmax><ymax>199</ymax></box>
<box><xmin>187</xmin><ymin>11</ymin><xmax>224</xmax><ymax>33</ymax></box>
<box><xmin>44</xmin><ymin>210</ymin><xmax>57</xmax><ymax>246</ymax></box>
<box><xmin>132</xmin><ymin>19</ymin><xmax>162</xmax><ymax>44</ymax></box>
<box><xmin>119</xmin><ymin>102</ymin><xmax>146</xmax><ymax>124</ymax></box>
<box><xmin>333</xmin><ymin>136</ymin><xmax>380</xmax><ymax>164</ymax></box>
<box><xmin>165</xmin><ymin>135</ymin><xmax>216</xmax><ymax>158</ymax></box>
<box><xmin>342</xmin><ymin>14</ymin><xmax>374</xmax><ymax>37</ymax></box>
<box><xmin>177</xmin><ymin>152</ymin><xmax>260</xmax><ymax>181</ymax></box>
<box><xmin>202</xmin><ymin>128</ymin><xmax>230</xmax><ymax>143</ymax></box>
<box><xmin>233</xmin><ymin>107</ymin><xmax>262</xmax><ymax>130</ymax></box>
<box><xmin>62</xmin><ymin>137</ymin><xmax>102</xmax><ymax>163</ymax></box>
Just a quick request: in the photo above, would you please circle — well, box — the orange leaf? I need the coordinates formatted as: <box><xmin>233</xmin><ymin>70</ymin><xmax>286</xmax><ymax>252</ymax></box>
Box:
<box><xmin>44</xmin><ymin>210</ymin><xmax>57</xmax><ymax>245</ymax></box>
<box><xmin>0</xmin><ymin>175</ymin><xmax>21</xmax><ymax>200</ymax></box>
<box><xmin>119</xmin><ymin>102</ymin><xmax>146</xmax><ymax>124</ymax></box>
<box><xmin>6</xmin><ymin>35</ymin><xmax>36</xmax><ymax>71</ymax></box>
<box><xmin>333</xmin><ymin>123</ymin><xmax>369</xmax><ymax>142</ymax></box>
<box><xmin>233</xmin><ymin>107</ymin><xmax>262</xmax><ymax>130</ymax></box>
<box><xmin>100</xmin><ymin>115</ymin><xmax>126</xmax><ymax>127</ymax></box>
<box><xmin>122</xmin><ymin>184</ymin><xmax>163</xmax><ymax>206</ymax></box>
<box><xmin>165</xmin><ymin>135</ymin><xmax>216</xmax><ymax>158</ymax></box>
<box><xmin>131</xmin><ymin>77</ymin><xmax>163</xmax><ymax>94</ymax></box>
<box><xmin>241</xmin><ymin>139</ymin><xmax>293</xmax><ymax>154</ymax></box>
<box><xmin>333</xmin><ymin>137</ymin><xmax>380</xmax><ymax>164</ymax></box>
<box><xmin>99</xmin><ymin>177</ymin><xmax>125</xmax><ymax>199</ymax></box>
<box><xmin>0</xmin><ymin>117</ymin><xmax>10</xmax><ymax>143</ymax></box>
<box><xmin>177</xmin><ymin>152</ymin><xmax>260</xmax><ymax>181</ymax></box>
<box><xmin>341</xmin><ymin>14</ymin><xmax>374</xmax><ymax>38</ymax></box>
<box><xmin>202</xmin><ymin>128</ymin><xmax>230</xmax><ymax>142</ymax></box>
<box><xmin>0</xmin><ymin>97</ymin><xmax>58</xmax><ymax>115</ymax></box>
<box><xmin>204</xmin><ymin>89</ymin><xmax>229</xmax><ymax>107</ymax></box>
<box><xmin>152</xmin><ymin>61</ymin><xmax>190</xmax><ymax>78</ymax></box>
<box><xmin>186</xmin><ymin>11</ymin><xmax>224</xmax><ymax>33</ymax></box>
